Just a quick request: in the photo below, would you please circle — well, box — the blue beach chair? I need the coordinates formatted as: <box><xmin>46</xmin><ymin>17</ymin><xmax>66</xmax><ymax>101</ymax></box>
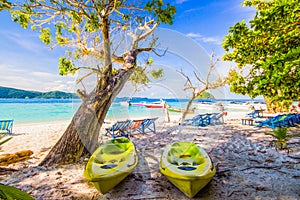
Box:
<box><xmin>0</xmin><ymin>120</ymin><xmax>14</xmax><ymax>135</ymax></box>
<box><xmin>181</xmin><ymin>114</ymin><xmax>203</xmax><ymax>126</ymax></box>
<box><xmin>136</xmin><ymin>117</ymin><xmax>158</xmax><ymax>134</ymax></box>
<box><xmin>104</xmin><ymin>120</ymin><xmax>132</xmax><ymax>138</ymax></box>
<box><xmin>280</xmin><ymin>114</ymin><xmax>300</xmax><ymax>127</ymax></box>
<box><xmin>246</xmin><ymin>110</ymin><xmax>262</xmax><ymax>118</ymax></box>
<box><xmin>182</xmin><ymin>113</ymin><xmax>211</xmax><ymax>127</ymax></box>
<box><xmin>200</xmin><ymin>113</ymin><xmax>212</xmax><ymax>126</ymax></box>
<box><xmin>209</xmin><ymin>112</ymin><xmax>224</xmax><ymax>125</ymax></box>
<box><xmin>255</xmin><ymin>114</ymin><xmax>282</xmax><ymax>128</ymax></box>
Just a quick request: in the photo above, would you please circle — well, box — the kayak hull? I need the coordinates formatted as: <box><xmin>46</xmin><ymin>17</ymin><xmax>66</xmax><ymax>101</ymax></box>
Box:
<box><xmin>160</xmin><ymin>142</ymin><xmax>216</xmax><ymax>198</ymax></box>
<box><xmin>168</xmin><ymin>107</ymin><xmax>195</xmax><ymax>114</ymax></box>
<box><xmin>84</xmin><ymin>137</ymin><xmax>138</xmax><ymax>194</ymax></box>
<box><xmin>91</xmin><ymin>172</ymin><xmax>131</xmax><ymax>194</ymax></box>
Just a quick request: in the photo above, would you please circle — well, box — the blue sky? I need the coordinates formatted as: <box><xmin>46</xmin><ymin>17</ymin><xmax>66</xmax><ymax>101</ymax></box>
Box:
<box><xmin>0</xmin><ymin>0</ymin><xmax>256</xmax><ymax>98</ymax></box>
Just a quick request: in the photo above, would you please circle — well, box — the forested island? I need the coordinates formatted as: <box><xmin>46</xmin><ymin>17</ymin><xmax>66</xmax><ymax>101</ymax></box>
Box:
<box><xmin>0</xmin><ymin>86</ymin><xmax>77</xmax><ymax>99</ymax></box>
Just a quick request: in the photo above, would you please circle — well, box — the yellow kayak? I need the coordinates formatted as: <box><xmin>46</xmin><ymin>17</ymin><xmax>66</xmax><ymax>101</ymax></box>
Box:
<box><xmin>84</xmin><ymin>137</ymin><xmax>138</xmax><ymax>194</ymax></box>
<box><xmin>160</xmin><ymin>142</ymin><xmax>216</xmax><ymax>198</ymax></box>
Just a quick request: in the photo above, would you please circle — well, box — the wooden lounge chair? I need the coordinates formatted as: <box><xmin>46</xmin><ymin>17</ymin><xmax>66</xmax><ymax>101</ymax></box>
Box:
<box><xmin>104</xmin><ymin>120</ymin><xmax>132</xmax><ymax>138</ymax></box>
<box><xmin>0</xmin><ymin>120</ymin><xmax>13</xmax><ymax>135</ymax></box>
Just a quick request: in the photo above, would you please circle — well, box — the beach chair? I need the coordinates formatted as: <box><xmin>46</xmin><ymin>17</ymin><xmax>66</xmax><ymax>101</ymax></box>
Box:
<box><xmin>182</xmin><ymin>114</ymin><xmax>211</xmax><ymax>127</ymax></box>
<box><xmin>0</xmin><ymin>120</ymin><xmax>14</xmax><ymax>135</ymax></box>
<box><xmin>136</xmin><ymin>117</ymin><xmax>158</xmax><ymax>134</ymax></box>
<box><xmin>255</xmin><ymin>114</ymin><xmax>287</xmax><ymax>128</ymax></box>
<box><xmin>200</xmin><ymin>113</ymin><xmax>212</xmax><ymax>126</ymax></box>
<box><xmin>210</xmin><ymin>113</ymin><xmax>224</xmax><ymax>125</ymax></box>
<box><xmin>290</xmin><ymin>114</ymin><xmax>300</xmax><ymax>126</ymax></box>
<box><xmin>268</xmin><ymin>114</ymin><xmax>289</xmax><ymax>128</ymax></box>
<box><xmin>125</xmin><ymin>119</ymin><xmax>144</xmax><ymax>136</ymax></box>
<box><xmin>280</xmin><ymin>113</ymin><xmax>300</xmax><ymax>128</ymax></box>
<box><xmin>104</xmin><ymin>120</ymin><xmax>132</xmax><ymax>138</ymax></box>
<box><xmin>246</xmin><ymin>110</ymin><xmax>261</xmax><ymax>118</ymax></box>
<box><xmin>181</xmin><ymin>114</ymin><xmax>202</xmax><ymax>126</ymax></box>
<box><xmin>255</xmin><ymin>114</ymin><xmax>281</xmax><ymax>128</ymax></box>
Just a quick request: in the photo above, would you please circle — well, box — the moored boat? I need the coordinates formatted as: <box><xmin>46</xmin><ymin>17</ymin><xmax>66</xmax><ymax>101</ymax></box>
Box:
<box><xmin>128</xmin><ymin>102</ymin><xmax>145</xmax><ymax>106</ymax></box>
<box><xmin>160</xmin><ymin>142</ymin><xmax>216</xmax><ymax>198</ymax></box>
<box><xmin>119</xmin><ymin>101</ymin><xmax>129</xmax><ymax>106</ymax></box>
<box><xmin>196</xmin><ymin>102</ymin><xmax>217</xmax><ymax>111</ymax></box>
<box><xmin>168</xmin><ymin>106</ymin><xmax>195</xmax><ymax>114</ymax></box>
<box><xmin>84</xmin><ymin>137</ymin><xmax>138</xmax><ymax>194</ymax></box>
<box><xmin>144</xmin><ymin>99</ymin><xmax>166</xmax><ymax>108</ymax></box>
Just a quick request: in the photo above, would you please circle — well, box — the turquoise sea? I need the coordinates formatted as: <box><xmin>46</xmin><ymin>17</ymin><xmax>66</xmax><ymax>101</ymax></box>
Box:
<box><xmin>0</xmin><ymin>98</ymin><xmax>265</xmax><ymax>125</ymax></box>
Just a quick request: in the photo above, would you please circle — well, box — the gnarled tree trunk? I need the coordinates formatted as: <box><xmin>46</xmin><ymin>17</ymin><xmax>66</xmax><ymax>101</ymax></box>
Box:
<box><xmin>39</xmin><ymin>66</ymin><xmax>134</xmax><ymax>166</ymax></box>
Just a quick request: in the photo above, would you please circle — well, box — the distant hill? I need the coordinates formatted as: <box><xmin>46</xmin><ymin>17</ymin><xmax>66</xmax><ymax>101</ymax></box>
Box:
<box><xmin>0</xmin><ymin>86</ymin><xmax>77</xmax><ymax>99</ymax></box>
<box><xmin>197</xmin><ymin>91</ymin><xmax>215</xmax><ymax>99</ymax></box>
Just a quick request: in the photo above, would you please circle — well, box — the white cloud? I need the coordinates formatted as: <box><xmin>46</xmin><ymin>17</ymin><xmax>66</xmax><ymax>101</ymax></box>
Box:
<box><xmin>0</xmin><ymin>64</ymin><xmax>76</xmax><ymax>93</ymax></box>
<box><xmin>186</xmin><ymin>32</ymin><xmax>222</xmax><ymax>45</ymax></box>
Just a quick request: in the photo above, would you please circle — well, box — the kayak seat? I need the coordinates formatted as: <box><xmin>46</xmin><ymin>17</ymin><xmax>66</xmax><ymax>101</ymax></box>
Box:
<box><xmin>93</xmin><ymin>139</ymin><xmax>133</xmax><ymax>169</ymax></box>
<box><xmin>178</xmin><ymin>166</ymin><xmax>197</xmax><ymax>171</ymax></box>
<box><xmin>167</xmin><ymin>143</ymin><xmax>206</xmax><ymax>169</ymax></box>
<box><xmin>100</xmin><ymin>164</ymin><xmax>117</xmax><ymax>169</ymax></box>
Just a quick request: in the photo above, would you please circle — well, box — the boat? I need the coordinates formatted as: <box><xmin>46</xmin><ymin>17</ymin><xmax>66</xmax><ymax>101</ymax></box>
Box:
<box><xmin>167</xmin><ymin>106</ymin><xmax>195</xmax><ymax>114</ymax></box>
<box><xmin>84</xmin><ymin>137</ymin><xmax>138</xmax><ymax>194</ymax></box>
<box><xmin>128</xmin><ymin>102</ymin><xmax>145</xmax><ymax>106</ymax></box>
<box><xmin>119</xmin><ymin>101</ymin><xmax>129</xmax><ymax>106</ymax></box>
<box><xmin>226</xmin><ymin>101</ymin><xmax>250</xmax><ymax>110</ymax></box>
<box><xmin>226</xmin><ymin>101</ymin><xmax>267</xmax><ymax>111</ymax></box>
<box><xmin>144</xmin><ymin>99</ymin><xmax>166</xmax><ymax>108</ymax></box>
<box><xmin>160</xmin><ymin>142</ymin><xmax>216</xmax><ymax>198</ymax></box>
<box><xmin>196</xmin><ymin>102</ymin><xmax>217</xmax><ymax>111</ymax></box>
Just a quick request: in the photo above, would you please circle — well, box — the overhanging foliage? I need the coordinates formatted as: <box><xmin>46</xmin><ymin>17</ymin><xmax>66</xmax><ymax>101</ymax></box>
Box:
<box><xmin>223</xmin><ymin>0</ymin><xmax>300</xmax><ymax>101</ymax></box>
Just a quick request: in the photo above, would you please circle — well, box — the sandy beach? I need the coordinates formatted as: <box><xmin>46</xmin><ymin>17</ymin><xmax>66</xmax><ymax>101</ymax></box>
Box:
<box><xmin>0</xmin><ymin>112</ymin><xmax>299</xmax><ymax>199</ymax></box>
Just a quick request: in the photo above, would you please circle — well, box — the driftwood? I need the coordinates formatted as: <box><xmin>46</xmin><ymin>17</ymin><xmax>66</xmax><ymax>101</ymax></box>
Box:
<box><xmin>0</xmin><ymin>150</ymin><xmax>33</xmax><ymax>166</ymax></box>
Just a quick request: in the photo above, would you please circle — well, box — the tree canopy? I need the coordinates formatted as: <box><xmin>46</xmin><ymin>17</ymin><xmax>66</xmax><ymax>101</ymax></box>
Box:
<box><xmin>0</xmin><ymin>0</ymin><xmax>175</xmax><ymax>78</ymax></box>
<box><xmin>222</xmin><ymin>0</ymin><xmax>300</xmax><ymax>102</ymax></box>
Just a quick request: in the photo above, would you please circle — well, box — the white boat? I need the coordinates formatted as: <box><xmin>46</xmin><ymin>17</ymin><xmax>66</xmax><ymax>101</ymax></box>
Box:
<box><xmin>196</xmin><ymin>102</ymin><xmax>217</xmax><ymax>111</ymax></box>
<box><xmin>226</xmin><ymin>101</ymin><xmax>267</xmax><ymax>111</ymax></box>
<box><xmin>128</xmin><ymin>102</ymin><xmax>145</xmax><ymax>106</ymax></box>
<box><xmin>144</xmin><ymin>99</ymin><xmax>166</xmax><ymax>108</ymax></box>
<box><xmin>119</xmin><ymin>101</ymin><xmax>129</xmax><ymax>106</ymax></box>
<box><xmin>226</xmin><ymin>102</ymin><xmax>250</xmax><ymax>110</ymax></box>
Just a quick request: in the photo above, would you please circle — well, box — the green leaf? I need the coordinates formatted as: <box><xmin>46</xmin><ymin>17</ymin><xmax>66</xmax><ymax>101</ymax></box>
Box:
<box><xmin>58</xmin><ymin>57</ymin><xmax>75</xmax><ymax>76</ymax></box>
<box><xmin>150</xmin><ymin>68</ymin><xmax>163</xmax><ymax>79</ymax></box>
<box><xmin>0</xmin><ymin>184</ymin><xmax>34</xmax><ymax>200</ymax></box>
<box><xmin>39</xmin><ymin>28</ymin><xmax>52</xmax><ymax>45</ymax></box>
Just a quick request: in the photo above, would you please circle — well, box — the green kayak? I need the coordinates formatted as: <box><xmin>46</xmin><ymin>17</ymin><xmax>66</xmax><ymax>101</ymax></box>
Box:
<box><xmin>84</xmin><ymin>137</ymin><xmax>138</xmax><ymax>194</ymax></box>
<box><xmin>160</xmin><ymin>142</ymin><xmax>216</xmax><ymax>198</ymax></box>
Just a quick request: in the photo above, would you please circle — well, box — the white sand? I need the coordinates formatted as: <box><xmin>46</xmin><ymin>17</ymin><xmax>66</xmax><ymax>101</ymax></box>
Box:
<box><xmin>0</xmin><ymin>112</ymin><xmax>299</xmax><ymax>199</ymax></box>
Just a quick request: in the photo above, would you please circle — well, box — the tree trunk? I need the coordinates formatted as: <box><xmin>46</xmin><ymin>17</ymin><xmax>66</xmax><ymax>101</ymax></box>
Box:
<box><xmin>39</xmin><ymin>67</ymin><xmax>134</xmax><ymax>166</ymax></box>
<box><xmin>181</xmin><ymin>94</ymin><xmax>196</xmax><ymax>122</ymax></box>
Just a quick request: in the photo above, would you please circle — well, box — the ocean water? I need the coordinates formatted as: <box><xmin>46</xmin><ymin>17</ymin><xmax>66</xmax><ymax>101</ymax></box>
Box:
<box><xmin>0</xmin><ymin>98</ymin><xmax>265</xmax><ymax>125</ymax></box>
